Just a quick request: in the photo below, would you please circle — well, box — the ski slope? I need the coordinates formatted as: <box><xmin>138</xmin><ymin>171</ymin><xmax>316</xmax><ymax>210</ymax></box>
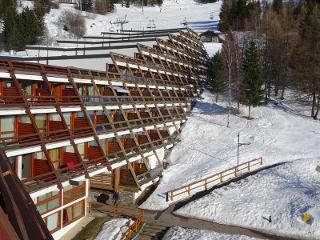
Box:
<box><xmin>140</xmin><ymin>90</ymin><xmax>320</xmax><ymax>211</ymax></box>
<box><xmin>44</xmin><ymin>0</ymin><xmax>222</xmax><ymax>40</ymax></box>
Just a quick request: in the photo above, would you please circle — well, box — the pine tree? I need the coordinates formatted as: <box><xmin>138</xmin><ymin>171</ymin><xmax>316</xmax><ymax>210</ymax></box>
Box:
<box><xmin>3</xmin><ymin>7</ymin><xmax>21</xmax><ymax>50</ymax></box>
<box><xmin>272</xmin><ymin>0</ymin><xmax>283</xmax><ymax>14</ymax></box>
<box><xmin>242</xmin><ymin>41</ymin><xmax>263</xmax><ymax>118</ymax></box>
<box><xmin>219</xmin><ymin>0</ymin><xmax>234</xmax><ymax>31</ymax></box>
<box><xmin>208</xmin><ymin>52</ymin><xmax>227</xmax><ymax>102</ymax></box>
<box><xmin>4</xmin><ymin>7</ymin><xmax>43</xmax><ymax>51</ymax></box>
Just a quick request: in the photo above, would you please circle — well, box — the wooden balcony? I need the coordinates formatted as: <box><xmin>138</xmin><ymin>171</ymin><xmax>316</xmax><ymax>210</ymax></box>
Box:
<box><xmin>72</xmin><ymin>118</ymin><xmax>94</xmax><ymax>137</ymax></box>
<box><xmin>90</xmin><ymin>173</ymin><xmax>113</xmax><ymax>190</ymax></box>
<box><xmin>0</xmin><ymin>87</ymin><xmax>24</xmax><ymax>107</ymax></box>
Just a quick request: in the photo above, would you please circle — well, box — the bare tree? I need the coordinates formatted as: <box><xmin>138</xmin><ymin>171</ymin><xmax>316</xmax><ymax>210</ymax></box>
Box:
<box><xmin>222</xmin><ymin>31</ymin><xmax>235</xmax><ymax>127</ymax></box>
<box><xmin>60</xmin><ymin>10</ymin><xmax>86</xmax><ymax>38</ymax></box>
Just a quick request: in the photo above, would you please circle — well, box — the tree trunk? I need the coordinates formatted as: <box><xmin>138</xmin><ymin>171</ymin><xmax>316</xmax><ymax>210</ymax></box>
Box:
<box><xmin>313</xmin><ymin>95</ymin><xmax>320</xmax><ymax>120</ymax></box>
<box><xmin>280</xmin><ymin>85</ymin><xmax>285</xmax><ymax>100</ymax></box>
<box><xmin>311</xmin><ymin>90</ymin><xmax>316</xmax><ymax>118</ymax></box>
<box><xmin>216</xmin><ymin>94</ymin><xmax>219</xmax><ymax>103</ymax></box>
<box><xmin>248</xmin><ymin>104</ymin><xmax>251</xmax><ymax>119</ymax></box>
<box><xmin>274</xmin><ymin>83</ymin><xmax>279</xmax><ymax>97</ymax></box>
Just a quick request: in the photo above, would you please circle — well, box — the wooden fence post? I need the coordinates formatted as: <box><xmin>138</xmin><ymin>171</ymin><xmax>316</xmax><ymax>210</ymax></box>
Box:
<box><xmin>204</xmin><ymin>179</ymin><xmax>207</xmax><ymax>190</ymax></box>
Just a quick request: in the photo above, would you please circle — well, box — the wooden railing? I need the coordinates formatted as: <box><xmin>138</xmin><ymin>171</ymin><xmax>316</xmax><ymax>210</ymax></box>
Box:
<box><xmin>121</xmin><ymin>210</ymin><xmax>144</xmax><ymax>240</ymax></box>
<box><xmin>166</xmin><ymin>157</ymin><xmax>263</xmax><ymax>202</ymax></box>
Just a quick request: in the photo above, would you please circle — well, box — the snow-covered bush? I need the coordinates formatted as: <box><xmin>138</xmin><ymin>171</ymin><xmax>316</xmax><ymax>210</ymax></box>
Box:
<box><xmin>59</xmin><ymin>10</ymin><xmax>86</xmax><ymax>38</ymax></box>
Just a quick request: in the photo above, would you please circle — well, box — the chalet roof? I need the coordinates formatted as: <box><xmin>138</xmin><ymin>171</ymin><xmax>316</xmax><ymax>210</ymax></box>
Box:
<box><xmin>199</xmin><ymin>30</ymin><xmax>219</xmax><ymax>38</ymax></box>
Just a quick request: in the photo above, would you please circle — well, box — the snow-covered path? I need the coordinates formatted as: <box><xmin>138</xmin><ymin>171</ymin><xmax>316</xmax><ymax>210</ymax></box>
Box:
<box><xmin>141</xmin><ymin>90</ymin><xmax>320</xmax><ymax>211</ymax></box>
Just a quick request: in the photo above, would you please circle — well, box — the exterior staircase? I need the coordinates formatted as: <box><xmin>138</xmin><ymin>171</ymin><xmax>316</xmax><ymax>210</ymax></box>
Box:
<box><xmin>137</xmin><ymin>223</ymin><xmax>169</xmax><ymax>240</ymax></box>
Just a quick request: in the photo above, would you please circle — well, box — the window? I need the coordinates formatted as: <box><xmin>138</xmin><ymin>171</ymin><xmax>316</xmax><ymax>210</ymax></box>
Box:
<box><xmin>0</xmin><ymin>116</ymin><xmax>15</xmax><ymax>139</ymax></box>
<box><xmin>34</xmin><ymin>151</ymin><xmax>46</xmax><ymax>160</ymax></box>
<box><xmin>63</xmin><ymin>113</ymin><xmax>71</xmax><ymax>126</ymax></box>
<box><xmin>63</xmin><ymin>200</ymin><xmax>85</xmax><ymax>227</ymax></box>
<box><xmin>5</xmin><ymin>81</ymin><xmax>13</xmax><ymax>87</ymax></box>
<box><xmin>20</xmin><ymin>115</ymin><xmax>31</xmax><ymax>123</ymax></box>
<box><xmin>65</xmin><ymin>145</ymin><xmax>75</xmax><ymax>153</ymax></box>
<box><xmin>46</xmin><ymin>212</ymin><xmax>60</xmax><ymax>232</ymax></box>
<box><xmin>49</xmin><ymin>114</ymin><xmax>60</xmax><ymax>121</ymax></box>
<box><xmin>77</xmin><ymin>112</ymin><xmax>85</xmax><ymax>118</ymax></box>
<box><xmin>37</xmin><ymin>191</ymin><xmax>60</xmax><ymax>215</ymax></box>
<box><xmin>63</xmin><ymin>182</ymin><xmax>86</xmax><ymax>205</ymax></box>
<box><xmin>77</xmin><ymin>143</ymin><xmax>84</xmax><ymax>155</ymax></box>
<box><xmin>73</xmin><ymin>201</ymin><xmax>84</xmax><ymax>219</ymax></box>
<box><xmin>35</xmin><ymin>114</ymin><xmax>46</xmax><ymax>132</ymax></box>
<box><xmin>89</xmin><ymin>141</ymin><xmax>98</xmax><ymax>147</ymax></box>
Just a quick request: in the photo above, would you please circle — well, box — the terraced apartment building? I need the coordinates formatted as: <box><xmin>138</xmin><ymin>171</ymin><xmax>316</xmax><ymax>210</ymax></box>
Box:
<box><xmin>0</xmin><ymin>29</ymin><xmax>208</xmax><ymax>239</ymax></box>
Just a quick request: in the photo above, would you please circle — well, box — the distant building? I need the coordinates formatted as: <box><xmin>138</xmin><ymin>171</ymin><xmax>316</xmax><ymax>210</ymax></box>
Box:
<box><xmin>200</xmin><ymin>30</ymin><xmax>222</xmax><ymax>43</ymax></box>
<box><xmin>58</xmin><ymin>0</ymin><xmax>77</xmax><ymax>4</ymax></box>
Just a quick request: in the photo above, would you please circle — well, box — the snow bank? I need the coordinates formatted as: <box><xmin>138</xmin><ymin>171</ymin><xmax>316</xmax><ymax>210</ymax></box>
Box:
<box><xmin>163</xmin><ymin>226</ymin><xmax>257</xmax><ymax>240</ymax></box>
<box><xmin>203</xmin><ymin>42</ymin><xmax>222</xmax><ymax>57</ymax></box>
<box><xmin>17</xmin><ymin>0</ymin><xmax>34</xmax><ymax>13</ymax></box>
<box><xmin>176</xmin><ymin>158</ymin><xmax>320</xmax><ymax>240</ymax></box>
<box><xmin>95</xmin><ymin>218</ymin><xmax>132</xmax><ymax>240</ymax></box>
<box><xmin>140</xmin><ymin>90</ymin><xmax>320</xmax><ymax>210</ymax></box>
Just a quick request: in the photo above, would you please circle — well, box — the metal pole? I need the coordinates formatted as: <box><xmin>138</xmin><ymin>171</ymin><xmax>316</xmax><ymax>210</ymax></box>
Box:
<box><xmin>237</xmin><ymin>132</ymin><xmax>240</xmax><ymax>166</ymax></box>
<box><xmin>46</xmin><ymin>37</ymin><xmax>49</xmax><ymax>65</ymax></box>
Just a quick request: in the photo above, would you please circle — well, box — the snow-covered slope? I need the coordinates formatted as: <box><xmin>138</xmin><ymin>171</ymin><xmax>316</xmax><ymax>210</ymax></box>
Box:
<box><xmin>163</xmin><ymin>226</ymin><xmax>258</xmax><ymax>240</ymax></box>
<box><xmin>95</xmin><ymin>218</ymin><xmax>132</xmax><ymax>240</ymax></box>
<box><xmin>140</xmin><ymin>90</ymin><xmax>320</xmax><ymax>211</ymax></box>
<box><xmin>176</xmin><ymin>158</ymin><xmax>320</xmax><ymax>240</ymax></box>
<box><xmin>44</xmin><ymin>0</ymin><xmax>222</xmax><ymax>40</ymax></box>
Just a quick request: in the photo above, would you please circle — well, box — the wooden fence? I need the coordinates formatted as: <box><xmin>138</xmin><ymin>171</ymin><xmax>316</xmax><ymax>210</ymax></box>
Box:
<box><xmin>166</xmin><ymin>157</ymin><xmax>263</xmax><ymax>202</ymax></box>
<box><xmin>121</xmin><ymin>210</ymin><xmax>144</xmax><ymax>240</ymax></box>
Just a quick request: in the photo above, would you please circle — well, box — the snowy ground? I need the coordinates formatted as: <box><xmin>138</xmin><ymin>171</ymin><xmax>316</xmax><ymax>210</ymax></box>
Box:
<box><xmin>176</xmin><ymin>158</ymin><xmax>320</xmax><ymax>240</ymax></box>
<box><xmin>163</xmin><ymin>226</ymin><xmax>258</xmax><ymax>240</ymax></box>
<box><xmin>140</xmin><ymin>90</ymin><xmax>320</xmax><ymax>211</ymax></box>
<box><xmin>203</xmin><ymin>42</ymin><xmax>222</xmax><ymax>57</ymax></box>
<box><xmin>44</xmin><ymin>0</ymin><xmax>222</xmax><ymax>41</ymax></box>
<box><xmin>270</xmin><ymin>89</ymin><xmax>314</xmax><ymax>118</ymax></box>
<box><xmin>95</xmin><ymin>218</ymin><xmax>132</xmax><ymax>240</ymax></box>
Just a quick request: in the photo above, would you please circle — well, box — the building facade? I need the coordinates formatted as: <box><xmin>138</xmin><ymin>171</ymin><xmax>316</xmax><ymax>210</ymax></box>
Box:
<box><xmin>0</xmin><ymin>29</ymin><xmax>208</xmax><ymax>239</ymax></box>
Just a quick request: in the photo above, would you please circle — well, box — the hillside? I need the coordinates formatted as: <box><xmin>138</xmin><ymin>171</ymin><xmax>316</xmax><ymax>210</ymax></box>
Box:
<box><xmin>45</xmin><ymin>0</ymin><xmax>221</xmax><ymax>40</ymax></box>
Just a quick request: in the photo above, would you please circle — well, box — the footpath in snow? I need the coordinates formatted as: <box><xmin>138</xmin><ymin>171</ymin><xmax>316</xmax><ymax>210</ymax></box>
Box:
<box><xmin>163</xmin><ymin>226</ymin><xmax>258</xmax><ymax>240</ymax></box>
<box><xmin>141</xmin><ymin>90</ymin><xmax>320</xmax><ymax>211</ymax></box>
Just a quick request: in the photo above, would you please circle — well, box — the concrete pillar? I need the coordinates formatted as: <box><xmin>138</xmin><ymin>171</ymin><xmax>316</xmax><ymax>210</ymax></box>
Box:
<box><xmin>16</xmin><ymin>155</ymin><xmax>22</xmax><ymax>179</ymax></box>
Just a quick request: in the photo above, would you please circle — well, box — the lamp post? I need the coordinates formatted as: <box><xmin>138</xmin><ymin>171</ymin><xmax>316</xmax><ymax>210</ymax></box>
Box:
<box><xmin>237</xmin><ymin>131</ymin><xmax>251</xmax><ymax>166</ymax></box>
<box><xmin>237</xmin><ymin>132</ymin><xmax>240</xmax><ymax>166</ymax></box>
